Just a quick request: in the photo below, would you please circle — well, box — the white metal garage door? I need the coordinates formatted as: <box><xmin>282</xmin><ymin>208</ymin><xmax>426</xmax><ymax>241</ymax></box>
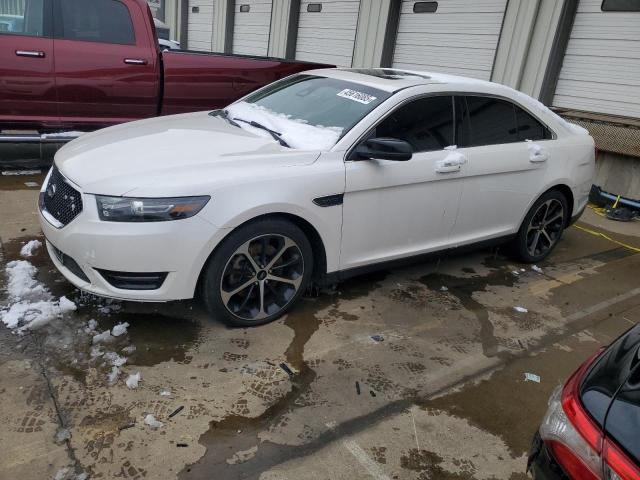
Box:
<box><xmin>188</xmin><ymin>0</ymin><xmax>215</xmax><ymax>51</ymax></box>
<box><xmin>295</xmin><ymin>0</ymin><xmax>360</xmax><ymax>67</ymax></box>
<box><xmin>553</xmin><ymin>0</ymin><xmax>640</xmax><ymax>118</ymax></box>
<box><xmin>392</xmin><ymin>0</ymin><xmax>507</xmax><ymax>80</ymax></box>
<box><xmin>232</xmin><ymin>0</ymin><xmax>273</xmax><ymax>56</ymax></box>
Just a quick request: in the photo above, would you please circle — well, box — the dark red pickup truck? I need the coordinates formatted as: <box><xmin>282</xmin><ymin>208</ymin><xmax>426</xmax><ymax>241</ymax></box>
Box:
<box><xmin>0</xmin><ymin>0</ymin><xmax>330</xmax><ymax>164</ymax></box>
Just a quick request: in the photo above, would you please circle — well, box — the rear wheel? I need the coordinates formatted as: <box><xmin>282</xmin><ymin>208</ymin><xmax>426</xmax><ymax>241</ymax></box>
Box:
<box><xmin>202</xmin><ymin>219</ymin><xmax>313</xmax><ymax>327</ymax></box>
<box><xmin>511</xmin><ymin>190</ymin><xmax>568</xmax><ymax>263</ymax></box>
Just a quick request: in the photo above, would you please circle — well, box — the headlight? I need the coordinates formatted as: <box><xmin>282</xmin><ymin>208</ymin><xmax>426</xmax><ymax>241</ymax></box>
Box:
<box><xmin>96</xmin><ymin>195</ymin><xmax>210</xmax><ymax>222</ymax></box>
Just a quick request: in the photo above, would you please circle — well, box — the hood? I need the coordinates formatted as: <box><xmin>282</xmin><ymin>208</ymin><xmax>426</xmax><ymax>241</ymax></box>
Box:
<box><xmin>55</xmin><ymin>111</ymin><xmax>321</xmax><ymax>196</ymax></box>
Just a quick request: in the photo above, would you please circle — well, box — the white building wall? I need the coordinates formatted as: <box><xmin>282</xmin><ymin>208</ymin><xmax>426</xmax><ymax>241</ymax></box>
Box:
<box><xmin>188</xmin><ymin>0</ymin><xmax>215</xmax><ymax>51</ymax></box>
<box><xmin>232</xmin><ymin>0</ymin><xmax>273</xmax><ymax>56</ymax></box>
<box><xmin>553</xmin><ymin>0</ymin><xmax>640</xmax><ymax>118</ymax></box>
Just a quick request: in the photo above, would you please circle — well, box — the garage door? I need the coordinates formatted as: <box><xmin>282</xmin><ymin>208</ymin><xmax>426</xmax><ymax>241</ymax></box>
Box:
<box><xmin>232</xmin><ymin>0</ymin><xmax>273</xmax><ymax>56</ymax></box>
<box><xmin>295</xmin><ymin>0</ymin><xmax>360</xmax><ymax>67</ymax></box>
<box><xmin>392</xmin><ymin>0</ymin><xmax>507</xmax><ymax>80</ymax></box>
<box><xmin>188</xmin><ymin>0</ymin><xmax>215</xmax><ymax>51</ymax></box>
<box><xmin>553</xmin><ymin>0</ymin><xmax>640</xmax><ymax>118</ymax></box>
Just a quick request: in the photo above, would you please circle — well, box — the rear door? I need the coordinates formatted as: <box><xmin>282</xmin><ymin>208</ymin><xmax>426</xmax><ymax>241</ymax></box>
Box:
<box><xmin>52</xmin><ymin>0</ymin><xmax>160</xmax><ymax>126</ymax></box>
<box><xmin>448</xmin><ymin>95</ymin><xmax>553</xmax><ymax>246</ymax></box>
<box><xmin>0</xmin><ymin>0</ymin><xmax>57</xmax><ymax>126</ymax></box>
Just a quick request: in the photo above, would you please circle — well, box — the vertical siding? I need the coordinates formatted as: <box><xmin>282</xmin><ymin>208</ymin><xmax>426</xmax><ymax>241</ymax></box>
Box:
<box><xmin>0</xmin><ymin>0</ymin><xmax>24</xmax><ymax>15</ymax></box>
<box><xmin>268</xmin><ymin>0</ymin><xmax>292</xmax><ymax>57</ymax></box>
<box><xmin>351</xmin><ymin>0</ymin><xmax>391</xmax><ymax>68</ymax></box>
<box><xmin>188</xmin><ymin>0</ymin><xmax>215</xmax><ymax>51</ymax></box>
<box><xmin>295</xmin><ymin>0</ymin><xmax>361</xmax><ymax>67</ymax></box>
<box><xmin>232</xmin><ymin>0</ymin><xmax>273</xmax><ymax>56</ymax></box>
<box><xmin>553</xmin><ymin>0</ymin><xmax>640</xmax><ymax>118</ymax></box>
<box><xmin>392</xmin><ymin>0</ymin><xmax>507</xmax><ymax>80</ymax></box>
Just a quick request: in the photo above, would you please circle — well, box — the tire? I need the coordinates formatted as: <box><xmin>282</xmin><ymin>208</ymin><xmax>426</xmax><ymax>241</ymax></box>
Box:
<box><xmin>511</xmin><ymin>190</ymin><xmax>569</xmax><ymax>263</ymax></box>
<box><xmin>202</xmin><ymin>218</ymin><xmax>313</xmax><ymax>327</ymax></box>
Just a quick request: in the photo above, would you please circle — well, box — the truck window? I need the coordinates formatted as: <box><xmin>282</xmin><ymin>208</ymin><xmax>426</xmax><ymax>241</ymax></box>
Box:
<box><xmin>0</xmin><ymin>0</ymin><xmax>45</xmax><ymax>36</ymax></box>
<box><xmin>57</xmin><ymin>0</ymin><xmax>135</xmax><ymax>45</ymax></box>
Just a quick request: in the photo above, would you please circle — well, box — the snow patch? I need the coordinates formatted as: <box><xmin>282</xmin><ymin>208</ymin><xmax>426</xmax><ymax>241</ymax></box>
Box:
<box><xmin>144</xmin><ymin>414</ymin><xmax>163</xmax><ymax>429</ymax></box>
<box><xmin>111</xmin><ymin>322</ymin><xmax>129</xmax><ymax>337</ymax></box>
<box><xmin>92</xmin><ymin>330</ymin><xmax>113</xmax><ymax>344</ymax></box>
<box><xmin>226</xmin><ymin>101</ymin><xmax>343</xmax><ymax>151</ymax></box>
<box><xmin>104</xmin><ymin>351</ymin><xmax>127</xmax><ymax>367</ymax></box>
<box><xmin>107</xmin><ymin>366</ymin><xmax>120</xmax><ymax>385</ymax></box>
<box><xmin>514</xmin><ymin>306</ymin><xmax>529</xmax><ymax>313</ymax></box>
<box><xmin>5</xmin><ymin>260</ymin><xmax>48</xmax><ymax>300</ymax></box>
<box><xmin>20</xmin><ymin>240</ymin><xmax>42</xmax><ymax>257</ymax></box>
<box><xmin>126</xmin><ymin>372</ymin><xmax>141</xmax><ymax>389</ymax></box>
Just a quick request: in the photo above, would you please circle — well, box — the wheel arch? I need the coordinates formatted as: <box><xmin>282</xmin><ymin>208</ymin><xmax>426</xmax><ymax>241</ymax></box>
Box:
<box><xmin>547</xmin><ymin>184</ymin><xmax>574</xmax><ymax>227</ymax></box>
<box><xmin>194</xmin><ymin>212</ymin><xmax>330</xmax><ymax>298</ymax></box>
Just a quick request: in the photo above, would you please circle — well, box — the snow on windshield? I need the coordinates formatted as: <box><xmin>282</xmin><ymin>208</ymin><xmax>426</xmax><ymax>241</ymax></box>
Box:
<box><xmin>226</xmin><ymin>102</ymin><xmax>344</xmax><ymax>151</ymax></box>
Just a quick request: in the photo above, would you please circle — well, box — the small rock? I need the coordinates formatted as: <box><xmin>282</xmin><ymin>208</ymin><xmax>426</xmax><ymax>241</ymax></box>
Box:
<box><xmin>144</xmin><ymin>414</ymin><xmax>163</xmax><ymax>429</ymax></box>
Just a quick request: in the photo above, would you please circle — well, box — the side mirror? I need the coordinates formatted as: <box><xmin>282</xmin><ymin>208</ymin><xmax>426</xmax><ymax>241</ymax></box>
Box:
<box><xmin>354</xmin><ymin>137</ymin><xmax>413</xmax><ymax>161</ymax></box>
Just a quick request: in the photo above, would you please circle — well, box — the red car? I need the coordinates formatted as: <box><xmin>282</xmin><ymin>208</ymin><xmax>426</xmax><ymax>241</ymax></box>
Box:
<box><xmin>528</xmin><ymin>324</ymin><xmax>640</xmax><ymax>479</ymax></box>
<box><xmin>0</xmin><ymin>0</ymin><xmax>330</xmax><ymax>155</ymax></box>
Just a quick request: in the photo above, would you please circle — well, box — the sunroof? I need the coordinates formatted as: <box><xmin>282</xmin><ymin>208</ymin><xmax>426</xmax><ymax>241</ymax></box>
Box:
<box><xmin>347</xmin><ymin>69</ymin><xmax>431</xmax><ymax>80</ymax></box>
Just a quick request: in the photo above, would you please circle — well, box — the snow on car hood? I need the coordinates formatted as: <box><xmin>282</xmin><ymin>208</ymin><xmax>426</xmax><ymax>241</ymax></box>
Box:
<box><xmin>226</xmin><ymin>102</ymin><xmax>343</xmax><ymax>151</ymax></box>
<box><xmin>55</xmin><ymin>111</ymin><xmax>321</xmax><ymax>196</ymax></box>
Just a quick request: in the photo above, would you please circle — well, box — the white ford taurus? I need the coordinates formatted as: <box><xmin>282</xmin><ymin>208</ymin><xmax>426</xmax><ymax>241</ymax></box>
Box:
<box><xmin>38</xmin><ymin>68</ymin><xmax>595</xmax><ymax>326</ymax></box>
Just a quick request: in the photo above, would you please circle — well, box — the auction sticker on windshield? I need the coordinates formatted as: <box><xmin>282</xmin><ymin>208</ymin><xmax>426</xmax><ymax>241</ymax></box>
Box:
<box><xmin>337</xmin><ymin>89</ymin><xmax>377</xmax><ymax>105</ymax></box>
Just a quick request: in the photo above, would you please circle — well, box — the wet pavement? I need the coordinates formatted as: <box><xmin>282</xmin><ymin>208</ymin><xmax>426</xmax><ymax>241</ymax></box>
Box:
<box><xmin>1</xmin><ymin>177</ymin><xmax>639</xmax><ymax>480</ymax></box>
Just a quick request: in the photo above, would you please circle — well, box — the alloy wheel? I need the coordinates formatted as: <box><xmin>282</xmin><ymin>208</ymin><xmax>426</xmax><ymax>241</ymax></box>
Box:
<box><xmin>220</xmin><ymin>234</ymin><xmax>304</xmax><ymax>321</ymax></box>
<box><xmin>526</xmin><ymin>199</ymin><xmax>565</xmax><ymax>257</ymax></box>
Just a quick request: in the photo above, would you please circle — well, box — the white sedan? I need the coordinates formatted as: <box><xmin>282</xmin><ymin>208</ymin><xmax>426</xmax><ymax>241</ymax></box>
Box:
<box><xmin>38</xmin><ymin>68</ymin><xmax>595</xmax><ymax>326</ymax></box>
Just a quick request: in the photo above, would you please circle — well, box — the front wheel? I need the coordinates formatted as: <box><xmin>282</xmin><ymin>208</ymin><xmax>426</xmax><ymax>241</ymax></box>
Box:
<box><xmin>511</xmin><ymin>190</ymin><xmax>568</xmax><ymax>263</ymax></box>
<box><xmin>202</xmin><ymin>219</ymin><xmax>313</xmax><ymax>327</ymax></box>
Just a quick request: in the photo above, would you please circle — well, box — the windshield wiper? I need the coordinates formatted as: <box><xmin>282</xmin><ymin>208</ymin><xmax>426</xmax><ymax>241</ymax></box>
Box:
<box><xmin>209</xmin><ymin>109</ymin><xmax>241</xmax><ymax>128</ymax></box>
<box><xmin>231</xmin><ymin>117</ymin><xmax>290</xmax><ymax>148</ymax></box>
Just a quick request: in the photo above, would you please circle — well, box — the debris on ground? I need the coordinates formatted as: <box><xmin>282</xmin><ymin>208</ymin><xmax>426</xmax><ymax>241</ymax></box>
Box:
<box><xmin>168</xmin><ymin>406</ymin><xmax>184</xmax><ymax>418</ymax></box>
<box><xmin>111</xmin><ymin>322</ymin><xmax>129</xmax><ymax>337</ymax></box>
<box><xmin>159</xmin><ymin>389</ymin><xmax>172</xmax><ymax>397</ymax></box>
<box><xmin>122</xmin><ymin>345</ymin><xmax>136</xmax><ymax>354</ymax></box>
<box><xmin>355</xmin><ymin>381</ymin><xmax>361</xmax><ymax>395</ymax></box>
<box><xmin>19</xmin><ymin>239</ymin><xmax>41</xmax><ymax>257</ymax></box>
<box><xmin>371</xmin><ymin>334</ymin><xmax>384</xmax><ymax>342</ymax></box>
<box><xmin>176</xmin><ymin>443</ymin><xmax>188</xmax><ymax>448</ymax></box>
<box><xmin>440</xmin><ymin>286</ymin><xmax>449</xmax><ymax>292</ymax></box>
<box><xmin>511</xmin><ymin>270</ymin><xmax>520</xmax><ymax>276</ymax></box>
<box><xmin>279</xmin><ymin>362</ymin><xmax>295</xmax><ymax>377</ymax></box>
<box><xmin>514</xmin><ymin>306</ymin><xmax>529</xmax><ymax>313</ymax></box>
<box><xmin>24</xmin><ymin>181</ymin><xmax>39</xmax><ymax>188</ymax></box>
<box><xmin>144</xmin><ymin>414</ymin><xmax>163</xmax><ymax>429</ymax></box>
<box><xmin>104</xmin><ymin>352</ymin><xmax>127</xmax><ymax>367</ymax></box>
<box><xmin>53</xmin><ymin>467</ymin><xmax>70</xmax><ymax>480</ymax></box>
<box><xmin>532</xmin><ymin>265</ymin><xmax>543</xmax><ymax>274</ymax></box>
<box><xmin>84</xmin><ymin>319</ymin><xmax>98</xmax><ymax>333</ymax></box>
<box><xmin>126</xmin><ymin>372</ymin><xmax>141</xmax><ymax>389</ymax></box>
<box><xmin>524</xmin><ymin>372</ymin><xmax>541</xmax><ymax>383</ymax></box>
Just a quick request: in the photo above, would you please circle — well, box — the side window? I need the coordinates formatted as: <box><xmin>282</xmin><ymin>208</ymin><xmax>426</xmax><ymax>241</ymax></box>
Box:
<box><xmin>374</xmin><ymin>96</ymin><xmax>454</xmax><ymax>152</ymax></box>
<box><xmin>58</xmin><ymin>0</ymin><xmax>135</xmax><ymax>45</ymax></box>
<box><xmin>514</xmin><ymin>106</ymin><xmax>551</xmax><ymax>141</ymax></box>
<box><xmin>0</xmin><ymin>0</ymin><xmax>45</xmax><ymax>36</ymax></box>
<box><xmin>463</xmin><ymin>96</ymin><xmax>519</xmax><ymax>147</ymax></box>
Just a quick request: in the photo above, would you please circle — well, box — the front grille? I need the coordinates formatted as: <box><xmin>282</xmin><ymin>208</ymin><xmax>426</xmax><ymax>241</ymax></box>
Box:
<box><xmin>96</xmin><ymin>269</ymin><xmax>168</xmax><ymax>290</ymax></box>
<box><xmin>42</xmin><ymin>167</ymin><xmax>83</xmax><ymax>227</ymax></box>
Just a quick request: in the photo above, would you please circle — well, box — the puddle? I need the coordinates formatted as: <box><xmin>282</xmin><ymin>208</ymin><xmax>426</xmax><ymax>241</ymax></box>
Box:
<box><xmin>0</xmin><ymin>172</ymin><xmax>46</xmax><ymax>191</ymax></box>
<box><xmin>420</xmin><ymin>257</ymin><xmax>519</xmax><ymax>358</ymax></box>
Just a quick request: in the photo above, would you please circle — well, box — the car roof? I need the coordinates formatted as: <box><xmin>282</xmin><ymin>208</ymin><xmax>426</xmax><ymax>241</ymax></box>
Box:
<box><xmin>309</xmin><ymin>67</ymin><xmax>496</xmax><ymax>94</ymax></box>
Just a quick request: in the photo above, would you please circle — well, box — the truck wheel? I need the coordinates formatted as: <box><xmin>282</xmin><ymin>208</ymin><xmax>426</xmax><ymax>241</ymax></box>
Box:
<box><xmin>202</xmin><ymin>218</ymin><xmax>313</xmax><ymax>327</ymax></box>
<box><xmin>511</xmin><ymin>190</ymin><xmax>568</xmax><ymax>263</ymax></box>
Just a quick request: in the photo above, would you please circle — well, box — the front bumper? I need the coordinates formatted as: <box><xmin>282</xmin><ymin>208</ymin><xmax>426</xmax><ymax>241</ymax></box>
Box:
<box><xmin>38</xmin><ymin>184</ymin><xmax>228</xmax><ymax>302</ymax></box>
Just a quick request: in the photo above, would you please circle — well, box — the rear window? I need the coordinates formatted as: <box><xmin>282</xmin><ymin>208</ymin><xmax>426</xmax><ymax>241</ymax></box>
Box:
<box><xmin>58</xmin><ymin>0</ymin><xmax>135</xmax><ymax>45</ymax></box>
<box><xmin>606</xmin><ymin>365</ymin><xmax>640</xmax><ymax>465</ymax></box>
<box><xmin>580</xmin><ymin>324</ymin><xmax>640</xmax><ymax>426</ymax></box>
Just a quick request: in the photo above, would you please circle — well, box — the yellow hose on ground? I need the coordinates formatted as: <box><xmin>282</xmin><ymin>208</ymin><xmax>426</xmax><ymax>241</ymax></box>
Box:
<box><xmin>573</xmin><ymin>224</ymin><xmax>640</xmax><ymax>254</ymax></box>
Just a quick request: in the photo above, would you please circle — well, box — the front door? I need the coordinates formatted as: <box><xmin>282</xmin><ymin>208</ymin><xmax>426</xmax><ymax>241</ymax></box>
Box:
<box><xmin>341</xmin><ymin>95</ymin><xmax>464</xmax><ymax>269</ymax></box>
<box><xmin>52</xmin><ymin>0</ymin><xmax>160</xmax><ymax>127</ymax></box>
<box><xmin>449</xmin><ymin>95</ymin><xmax>553</xmax><ymax>246</ymax></box>
<box><xmin>0</xmin><ymin>0</ymin><xmax>57</xmax><ymax>126</ymax></box>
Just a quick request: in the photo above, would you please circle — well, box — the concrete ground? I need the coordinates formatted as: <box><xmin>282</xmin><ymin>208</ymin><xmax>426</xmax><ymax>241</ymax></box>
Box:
<box><xmin>1</xmin><ymin>172</ymin><xmax>639</xmax><ymax>480</ymax></box>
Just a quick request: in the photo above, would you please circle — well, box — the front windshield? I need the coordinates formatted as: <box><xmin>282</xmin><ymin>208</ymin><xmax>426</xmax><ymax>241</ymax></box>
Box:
<box><xmin>225</xmin><ymin>75</ymin><xmax>391</xmax><ymax>150</ymax></box>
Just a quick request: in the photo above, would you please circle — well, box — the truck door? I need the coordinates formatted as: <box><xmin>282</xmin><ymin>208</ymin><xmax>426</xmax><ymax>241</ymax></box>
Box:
<box><xmin>0</xmin><ymin>0</ymin><xmax>57</xmax><ymax>127</ymax></box>
<box><xmin>52</xmin><ymin>0</ymin><xmax>160</xmax><ymax>127</ymax></box>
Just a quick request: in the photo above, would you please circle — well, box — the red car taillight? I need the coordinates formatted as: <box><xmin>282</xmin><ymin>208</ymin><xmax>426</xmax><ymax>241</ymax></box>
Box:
<box><xmin>541</xmin><ymin>351</ymin><xmax>604</xmax><ymax>479</ymax></box>
<box><xmin>540</xmin><ymin>349</ymin><xmax>640</xmax><ymax>479</ymax></box>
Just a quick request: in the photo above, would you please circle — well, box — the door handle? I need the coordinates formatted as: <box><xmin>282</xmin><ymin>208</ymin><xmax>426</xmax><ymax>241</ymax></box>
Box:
<box><xmin>530</xmin><ymin>152</ymin><xmax>549</xmax><ymax>163</ymax></box>
<box><xmin>435</xmin><ymin>152</ymin><xmax>467</xmax><ymax>173</ymax></box>
<box><xmin>124</xmin><ymin>58</ymin><xmax>148</xmax><ymax>65</ymax></box>
<box><xmin>16</xmin><ymin>50</ymin><xmax>45</xmax><ymax>58</ymax></box>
